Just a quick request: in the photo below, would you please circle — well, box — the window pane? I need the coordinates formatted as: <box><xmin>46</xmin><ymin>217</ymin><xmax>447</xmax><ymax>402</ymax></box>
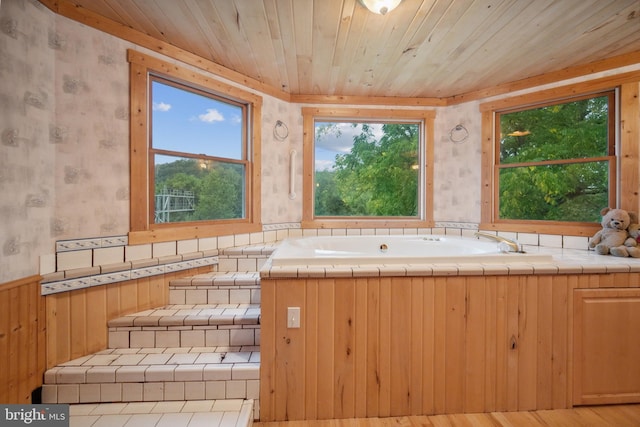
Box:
<box><xmin>314</xmin><ymin>122</ymin><xmax>419</xmax><ymax>217</ymax></box>
<box><xmin>500</xmin><ymin>96</ymin><xmax>609</xmax><ymax>164</ymax></box>
<box><xmin>498</xmin><ymin>162</ymin><xmax>609</xmax><ymax>222</ymax></box>
<box><xmin>151</xmin><ymin>80</ymin><xmax>243</xmax><ymax>160</ymax></box>
<box><xmin>154</xmin><ymin>154</ymin><xmax>245</xmax><ymax>223</ymax></box>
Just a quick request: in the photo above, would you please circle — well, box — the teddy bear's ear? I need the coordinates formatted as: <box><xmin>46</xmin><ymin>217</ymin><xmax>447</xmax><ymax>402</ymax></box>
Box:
<box><xmin>600</xmin><ymin>207</ymin><xmax>611</xmax><ymax>216</ymax></box>
<box><xmin>629</xmin><ymin>212</ymin><xmax>638</xmax><ymax>224</ymax></box>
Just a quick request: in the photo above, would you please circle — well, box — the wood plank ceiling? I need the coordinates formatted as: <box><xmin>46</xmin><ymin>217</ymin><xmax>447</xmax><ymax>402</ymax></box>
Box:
<box><xmin>57</xmin><ymin>0</ymin><xmax>640</xmax><ymax>98</ymax></box>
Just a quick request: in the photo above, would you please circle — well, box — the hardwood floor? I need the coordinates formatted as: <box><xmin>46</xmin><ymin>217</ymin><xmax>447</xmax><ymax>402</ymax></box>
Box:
<box><xmin>255</xmin><ymin>404</ymin><xmax>640</xmax><ymax>427</ymax></box>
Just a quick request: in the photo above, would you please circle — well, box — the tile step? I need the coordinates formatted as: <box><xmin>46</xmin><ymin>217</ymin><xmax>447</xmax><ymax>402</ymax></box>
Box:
<box><xmin>108</xmin><ymin>304</ymin><xmax>260</xmax><ymax>348</ymax></box>
<box><xmin>70</xmin><ymin>399</ymin><xmax>256</xmax><ymax>427</ymax></box>
<box><xmin>169</xmin><ymin>272</ymin><xmax>261</xmax><ymax>305</ymax></box>
<box><xmin>42</xmin><ymin>346</ymin><xmax>260</xmax><ymax>405</ymax></box>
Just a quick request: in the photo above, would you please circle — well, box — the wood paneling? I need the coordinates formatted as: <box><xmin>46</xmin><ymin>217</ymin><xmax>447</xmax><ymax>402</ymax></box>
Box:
<box><xmin>260</xmin><ymin>272</ymin><xmax>640</xmax><ymax>421</ymax></box>
<box><xmin>255</xmin><ymin>404</ymin><xmax>640</xmax><ymax>427</ymax></box>
<box><xmin>573</xmin><ymin>288</ymin><xmax>640</xmax><ymax>405</ymax></box>
<box><xmin>40</xmin><ymin>0</ymin><xmax>640</xmax><ymax>100</ymax></box>
<box><xmin>0</xmin><ymin>276</ymin><xmax>45</xmax><ymax>404</ymax></box>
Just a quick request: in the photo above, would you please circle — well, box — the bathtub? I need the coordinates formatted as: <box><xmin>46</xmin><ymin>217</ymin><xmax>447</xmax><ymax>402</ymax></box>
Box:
<box><xmin>270</xmin><ymin>235</ymin><xmax>553</xmax><ymax>266</ymax></box>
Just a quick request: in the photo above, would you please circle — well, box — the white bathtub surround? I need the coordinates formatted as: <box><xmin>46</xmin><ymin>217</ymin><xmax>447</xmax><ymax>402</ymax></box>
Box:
<box><xmin>270</xmin><ymin>234</ymin><xmax>553</xmax><ymax>266</ymax></box>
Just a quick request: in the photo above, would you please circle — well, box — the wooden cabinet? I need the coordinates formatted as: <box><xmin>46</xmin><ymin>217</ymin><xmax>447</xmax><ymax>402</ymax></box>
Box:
<box><xmin>573</xmin><ymin>288</ymin><xmax>640</xmax><ymax>405</ymax></box>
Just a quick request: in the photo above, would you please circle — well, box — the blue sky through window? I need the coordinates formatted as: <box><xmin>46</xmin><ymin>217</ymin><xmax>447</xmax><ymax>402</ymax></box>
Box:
<box><xmin>152</xmin><ymin>80</ymin><xmax>243</xmax><ymax>162</ymax></box>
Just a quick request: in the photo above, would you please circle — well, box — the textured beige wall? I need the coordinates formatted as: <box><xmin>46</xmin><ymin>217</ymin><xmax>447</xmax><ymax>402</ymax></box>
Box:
<box><xmin>0</xmin><ymin>0</ymin><xmax>295</xmax><ymax>282</ymax></box>
<box><xmin>1</xmin><ymin>0</ymin><xmax>56</xmax><ymax>282</ymax></box>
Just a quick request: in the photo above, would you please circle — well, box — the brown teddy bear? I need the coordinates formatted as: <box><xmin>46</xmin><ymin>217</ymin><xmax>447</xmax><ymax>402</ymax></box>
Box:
<box><xmin>588</xmin><ymin>207</ymin><xmax>636</xmax><ymax>255</ymax></box>
<box><xmin>610</xmin><ymin>222</ymin><xmax>640</xmax><ymax>258</ymax></box>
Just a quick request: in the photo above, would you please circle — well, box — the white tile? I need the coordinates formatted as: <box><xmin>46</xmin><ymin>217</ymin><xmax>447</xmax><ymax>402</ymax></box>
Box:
<box><xmin>69</xmin><ymin>415</ymin><xmax>101</xmax><ymax>427</ymax></box>
<box><xmin>79</xmin><ymin>383</ymin><xmax>101</xmax><ymax>403</ymax></box>
<box><xmin>155</xmin><ymin>413</ymin><xmax>193</xmax><ymax>427</ymax></box>
<box><xmin>92</xmin><ymin>414</ymin><xmax>131</xmax><ymax>427</ymax></box>
<box><xmin>203</xmin><ymin>364</ymin><xmax>232</xmax><ymax>381</ymax></box>
<box><xmin>150</xmin><ymin>401</ymin><xmax>185</xmax><ymax>413</ymax></box>
<box><xmin>94</xmin><ymin>246</ymin><xmax>125</xmax><ymax>265</ymax></box>
<box><xmin>180</xmin><ymin>331</ymin><xmax>205</xmax><ymax>347</ymax></box>
<box><xmin>184</xmin><ymin>382</ymin><xmax>205</xmax><ymax>400</ymax></box>
<box><xmin>91</xmin><ymin>403</ymin><xmax>128</xmax><ymax>415</ymax></box>
<box><xmin>170</xmin><ymin>289</ymin><xmax>187</xmax><ymax>305</ymax></box>
<box><xmin>212</xmin><ymin>399</ymin><xmax>243</xmax><ymax>411</ymax></box>
<box><xmin>144</xmin><ymin>365</ymin><xmax>175</xmax><ymax>382</ymax></box>
<box><xmin>178</xmin><ymin>239</ymin><xmax>198</xmax><ymax>254</ymax></box>
<box><xmin>122</xmin><ymin>383</ymin><xmax>143</xmax><ymax>402</ymax></box>
<box><xmin>143</xmin><ymin>382</ymin><xmax>164</xmax><ymax>401</ymax></box>
<box><xmin>182</xmin><ymin>401</ymin><xmax>214</xmax><ymax>413</ymax></box>
<box><xmin>163</xmin><ymin>382</ymin><xmax>185</xmax><ymax>401</ymax></box>
<box><xmin>70</xmin><ymin>404</ymin><xmax>98</xmax><ymax>416</ymax></box>
<box><xmin>153</xmin><ymin>241</ymin><xmax>177</xmax><ymax>257</ymax></box>
<box><xmin>225</xmin><ymin>380</ymin><xmax>246</xmax><ymax>399</ymax></box>
<box><xmin>40</xmin><ymin>253</ymin><xmax>56</xmax><ymax>275</ymax></box>
<box><xmin>100</xmin><ymin>383</ymin><xmax>122</xmax><ymax>402</ymax></box>
<box><xmin>205</xmin><ymin>381</ymin><xmax>226</xmax><ymax>399</ymax></box>
<box><xmin>109</xmin><ymin>331</ymin><xmax>130</xmax><ymax>349</ymax></box>
<box><xmin>114</xmin><ymin>354</ymin><xmax>146</xmax><ymax>366</ymax></box>
<box><xmin>187</xmin><ymin>412</ymin><xmax>224</xmax><ymax>427</ymax></box>
<box><xmin>130</xmin><ymin>331</ymin><xmax>155</xmax><ymax>348</ymax></box>
<box><xmin>57</xmin><ymin>250</ymin><xmax>93</xmax><ymax>271</ymax></box>
<box><xmin>125</xmin><ymin>244</ymin><xmax>152</xmax><ymax>261</ymax></box>
<box><xmin>198</xmin><ymin>237</ymin><xmax>218</xmax><ymax>252</ymax></box>
<box><xmin>174</xmin><ymin>365</ymin><xmax>204</xmax><ymax>381</ymax></box>
<box><xmin>123</xmin><ymin>402</ymin><xmax>158</xmax><ymax>414</ymax></box>
<box><xmin>156</xmin><ymin>331</ymin><xmax>180</xmax><ymax>348</ymax></box>
<box><xmin>57</xmin><ymin>384</ymin><xmax>80</xmax><ymax>403</ymax></box>
<box><xmin>230</xmin><ymin>329</ymin><xmax>255</xmax><ymax>346</ymax></box>
<box><xmin>123</xmin><ymin>413</ymin><xmax>163</xmax><ymax>427</ymax></box>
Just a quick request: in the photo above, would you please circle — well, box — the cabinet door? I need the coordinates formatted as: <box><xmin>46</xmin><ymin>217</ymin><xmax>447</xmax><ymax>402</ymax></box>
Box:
<box><xmin>573</xmin><ymin>288</ymin><xmax>640</xmax><ymax>405</ymax></box>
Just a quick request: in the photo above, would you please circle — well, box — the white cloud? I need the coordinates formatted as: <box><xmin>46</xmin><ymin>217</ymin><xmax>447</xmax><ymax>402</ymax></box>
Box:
<box><xmin>152</xmin><ymin>101</ymin><xmax>171</xmax><ymax>112</ymax></box>
<box><xmin>198</xmin><ymin>108</ymin><xmax>224</xmax><ymax>123</ymax></box>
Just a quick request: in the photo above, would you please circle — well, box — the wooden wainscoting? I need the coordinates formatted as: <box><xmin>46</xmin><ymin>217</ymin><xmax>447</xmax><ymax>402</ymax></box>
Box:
<box><xmin>0</xmin><ymin>275</ymin><xmax>46</xmax><ymax>404</ymax></box>
<box><xmin>45</xmin><ymin>266</ymin><xmax>211</xmax><ymax>369</ymax></box>
<box><xmin>260</xmin><ymin>273</ymin><xmax>640</xmax><ymax>421</ymax></box>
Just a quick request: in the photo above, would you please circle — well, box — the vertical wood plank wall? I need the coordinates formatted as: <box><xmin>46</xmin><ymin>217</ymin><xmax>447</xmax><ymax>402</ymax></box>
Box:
<box><xmin>0</xmin><ymin>276</ymin><xmax>45</xmax><ymax>404</ymax></box>
<box><xmin>260</xmin><ymin>272</ymin><xmax>640</xmax><ymax>421</ymax></box>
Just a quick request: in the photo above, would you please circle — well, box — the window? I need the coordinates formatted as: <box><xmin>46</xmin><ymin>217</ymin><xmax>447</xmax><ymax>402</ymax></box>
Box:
<box><xmin>151</xmin><ymin>78</ymin><xmax>247</xmax><ymax>223</ymax></box>
<box><xmin>480</xmin><ymin>73</ymin><xmax>640</xmax><ymax>236</ymax></box>
<box><xmin>128</xmin><ymin>50</ymin><xmax>262</xmax><ymax>243</ymax></box>
<box><xmin>496</xmin><ymin>92</ymin><xmax>615</xmax><ymax>223</ymax></box>
<box><xmin>302</xmin><ymin>108</ymin><xmax>434</xmax><ymax>229</ymax></box>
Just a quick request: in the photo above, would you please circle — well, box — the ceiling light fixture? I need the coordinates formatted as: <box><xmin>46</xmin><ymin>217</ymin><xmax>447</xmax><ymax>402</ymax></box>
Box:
<box><xmin>358</xmin><ymin>0</ymin><xmax>403</xmax><ymax>15</ymax></box>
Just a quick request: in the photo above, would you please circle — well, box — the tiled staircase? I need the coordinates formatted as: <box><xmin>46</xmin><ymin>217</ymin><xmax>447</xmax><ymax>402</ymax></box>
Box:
<box><xmin>42</xmin><ymin>245</ymin><xmax>275</xmax><ymax>425</ymax></box>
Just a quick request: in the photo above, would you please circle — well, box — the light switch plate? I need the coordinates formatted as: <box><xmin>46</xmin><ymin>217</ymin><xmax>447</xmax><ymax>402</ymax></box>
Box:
<box><xmin>287</xmin><ymin>307</ymin><xmax>301</xmax><ymax>328</ymax></box>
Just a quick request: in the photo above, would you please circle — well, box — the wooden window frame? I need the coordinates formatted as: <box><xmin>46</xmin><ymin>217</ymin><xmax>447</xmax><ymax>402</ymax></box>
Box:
<box><xmin>301</xmin><ymin>107</ymin><xmax>435</xmax><ymax>229</ymax></box>
<box><xmin>480</xmin><ymin>72</ymin><xmax>640</xmax><ymax>236</ymax></box>
<box><xmin>128</xmin><ymin>50</ymin><xmax>262</xmax><ymax>244</ymax></box>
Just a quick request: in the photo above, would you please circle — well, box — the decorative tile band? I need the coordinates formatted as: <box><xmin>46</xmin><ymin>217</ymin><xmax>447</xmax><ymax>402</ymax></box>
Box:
<box><xmin>41</xmin><ymin>256</ymin><xmax>218</xmax><ymax>296</ymax></box>
<box><xmin>56</xmin><ymin>235</ymin><xmax>129</xmax><ymax>252</ymax></box>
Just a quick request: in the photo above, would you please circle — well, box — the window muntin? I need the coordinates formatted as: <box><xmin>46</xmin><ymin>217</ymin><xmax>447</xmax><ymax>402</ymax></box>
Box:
<box><xmin>149</xmin><ymin>77</ymin><xmax>249</xmax><ymax>225</ymax></box>
<box><xmin>495</xmin><ymin>92</ymin><xmax>616</xmax><ymax>223</ymax></box>
<box><xmin>314</xmin><ymin>121</ymin><xmax>421</xmax><ymax>218</ymax></box>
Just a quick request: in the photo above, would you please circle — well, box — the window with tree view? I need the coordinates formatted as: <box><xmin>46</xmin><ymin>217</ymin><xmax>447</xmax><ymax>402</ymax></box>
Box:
<box><xmin>496</xmin><ymin>92</ymin><xmax>615</xmax><ymax>223</ymax></box>
<box><xmin>150</xmin><ymin>78</ymin><xmax>248</xmax><ymax>224</ymax></box>
<box><xmin>314</xmin><ymin>121</ymin><xmax>421</xmax><ymax>217</ymax></box>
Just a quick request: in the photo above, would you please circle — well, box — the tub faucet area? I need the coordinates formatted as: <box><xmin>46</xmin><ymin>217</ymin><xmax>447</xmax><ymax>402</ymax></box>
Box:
<box><xmin>474</xmin><ymin>231</ymin><xmax>525</xmax><ymax>253</ymax></box>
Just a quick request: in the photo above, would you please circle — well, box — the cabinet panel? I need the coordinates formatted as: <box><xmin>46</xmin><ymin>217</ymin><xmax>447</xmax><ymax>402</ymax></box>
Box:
<box><xmin>574</xmin><ymin>289</ymin><xmax>640</xmax><ymax>405</ymax></box>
